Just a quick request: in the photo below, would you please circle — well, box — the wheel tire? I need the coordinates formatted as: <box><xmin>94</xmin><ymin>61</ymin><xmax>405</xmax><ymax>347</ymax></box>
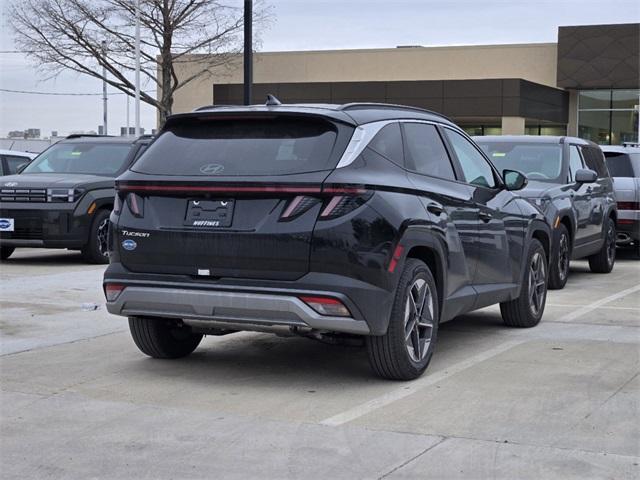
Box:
<box><xmin>588</xmin><ymin>217</ymin><xmax>616</xmax><ymax>273</ymax></box>
<box><xmin>548</xmin><ymin>224</ymin><xmax>570</xmax><ymax>290</ymax></box>
<box><xmin>366</xmin><ymin>258</ymin><xmax>439</xmax><ymax>381</ymax></box>
<box><xmin>128</xmin><ymin>316</ymin><xmax>203</xmax><ymax>359</ymax></box>
<box><xmin>0</xmin><ymin>246</ymin><xmax>15</xmax><ymax>260</ymax></box>
<box><xmin>501</xmin><ymin>238</ymin><xmax>547</xmax><ymax>328</ymax></box>
<box><xmin>81</xmin><ymin>209</ymin><xmax>111</xmax><ymax>264</ymax></box>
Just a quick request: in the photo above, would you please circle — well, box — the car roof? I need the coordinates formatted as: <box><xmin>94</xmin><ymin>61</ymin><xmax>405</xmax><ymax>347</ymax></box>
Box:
<box><xmin>473</xmin><ymin>135</ymin><xmax>596</xmax><ymax>146</ymax></box>
<box><xmin>176</xmin><ymin>102</ymin><xmax>457</xmax><ymax>128</ymax></box>
<box><xmin>0</xmin><ymin>149</ymin><xmax>36</xmax><ymax>158</ymax></box>
<box><xmin>600</xmin><ymin>145</ymin><xmax>640</xmax><ymax>154</ymax></box>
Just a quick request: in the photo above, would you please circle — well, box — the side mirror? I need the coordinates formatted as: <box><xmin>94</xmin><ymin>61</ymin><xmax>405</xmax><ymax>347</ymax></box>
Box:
<box><xmin>503</xmin><ymin>169</ymin><xmax>528</xmax><ymax>191</ymax></box>
<box><xmin>575</xmin><ymin>169</ymin><xmax>597</xmax><ymax>183</ymax></box>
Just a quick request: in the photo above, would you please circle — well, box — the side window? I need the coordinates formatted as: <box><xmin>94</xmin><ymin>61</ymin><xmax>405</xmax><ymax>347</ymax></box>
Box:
<box><xmin>568</xmin><ymin>146</ymin><xmax>584</xmax><ymax>182</ymax></box>
<box><xmin>580</xmin><ymin>146</ymin><xmax>608</xmax><ymax>178</ymax></box>
<box><xmin>443</xmin><ymin>128</ymin><xmax>496</xmax><ymax>188</ymax></box>
<box><xmin>367</xmin><ymin>123</ymin><xmax>404</xmax><ymax>166</ymax></box>
<box><xmin>403</xmin><ymin>123</ymin><xmax>456</xmax><ymax>180</ymax></box>
<box><xmin>5</xmin><ymin>155</ymin><xmax>30</xmax><ymax>174</ymax></box>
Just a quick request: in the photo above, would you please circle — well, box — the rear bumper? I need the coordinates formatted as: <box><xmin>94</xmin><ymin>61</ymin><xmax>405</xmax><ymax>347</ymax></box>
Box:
<box><xmin>616</xmin><ymin>216</ymin><xmax>640</xmax><ymax>244</ymax></box>
<box><xmin>106</xmin><ymin>286</ymin><xmax>370</xmax><ymax>335</ymax></box>
<box><xmin>103</xmin><ymin>262</ymin><xmax>394</xmax><ymax>335</ymax></box>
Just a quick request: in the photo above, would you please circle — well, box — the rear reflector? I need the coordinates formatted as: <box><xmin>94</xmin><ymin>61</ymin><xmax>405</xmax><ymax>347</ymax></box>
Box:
<box><xmin>617</xmin><ymin>202</ymin><xmax>640</xmax><ymax>210</ymax></box>
<box><xmin>299</xmin><ymin>295</ymin><xmax>351</xmax><ymax>317</ymax></box>
<box><xmin>618</xmin><ymin>219</ymin><xmax>635</xmax><ymax>225</ymax></box>
<box><xmin>104</xmin><ymin>284</ymin><xmax>125</xmax><ymax>302</ymax></box>
<box><xmin>388</xmin><ymin>244</ymin><xmax>404</xmax><ymax>273</ymax></box>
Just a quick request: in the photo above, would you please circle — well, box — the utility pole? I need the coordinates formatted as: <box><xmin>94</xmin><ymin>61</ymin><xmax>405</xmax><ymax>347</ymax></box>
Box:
<box><xmin>134</xmin><ymin>0</ymin><xmax>141</xmax><ymax>136</ymax></box>
<box><xmin>243</xmin><ymin>0</ymin><xmax>252</xmax><ymax>105</ymax></box>
<box><xmin>126</xmin><ymin>94</ymin><xmax>130</xmax><ymax>136</ymax></box>
<box><xmin>101</xmin><ymin>40</ymin><xmax>108</xmax><ymax>135</ymax></box>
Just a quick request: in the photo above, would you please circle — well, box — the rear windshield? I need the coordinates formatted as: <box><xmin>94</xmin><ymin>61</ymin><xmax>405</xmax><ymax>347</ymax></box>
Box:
<box><xmin>132</xmin><ymin>117</ymin><xmax>339</xmax><ymax>176</ymax></box>
<box><xmin>477</xmin><ymin>142</ymin><xmax>563</xmax><ymax>182</ymax></box>
<box><xmin>604</xmin><ymin>152</ymin><xmax>639</xmax><ymax>177</ymax></box>
<box><xmin>22</xmin><ymin>142</ymin><xmax>131</xmax><ymax>176</ymax></box>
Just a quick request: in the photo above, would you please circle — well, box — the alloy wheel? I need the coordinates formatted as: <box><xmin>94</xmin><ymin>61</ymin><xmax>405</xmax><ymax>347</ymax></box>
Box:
<box><xmin>606</xmin><ymin>222</ymin><xmax>616</xmax><ymax>266</ymax></box>
<box><xmin>558</xmin><ymin>233</ymin><xmax>569</xmax><ymax>282</ymax></box>
<box><xmin>97</xmin><ymin>218</ymin><xmax>110</xmax><ymax>258</ymax></box>
<box><xmin>528</xmin><ymin>251</ymin><xmax>546</xmax><ymax>316</ymax></box>
<box><xmin>404</xmin><ymin>278</ymin><xmax>434</xmax><ymax>362</ymax></box>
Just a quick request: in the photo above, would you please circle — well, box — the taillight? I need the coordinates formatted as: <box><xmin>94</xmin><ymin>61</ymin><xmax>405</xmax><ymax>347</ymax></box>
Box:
<box><xmin>126</xmin><ymin>193</ymin><xmax>144</xmax><ymax>217</ymax></box>
<box><xmin>280</xmin><ymin>196</ymin><xmax>321</xmax><ymax>221</ymax></box>
<box><xmin>104</xmin><ymin>284</ymin><xmax>125</xmax><ymax>302</ymax></box>
<box><xmin>299</xmin><ymin>295</ymin><xmax>351</xmax><ymax>317</ymax></box>
<box><xmin>617</xmin><ymin>202</ymin><xmax>640</xmax><ymax>210</ymax></box>
<box><xmin>113</xmin><ymin>193</ymin><xmax>123</xmax><ymax>214</ymax></box>
<box><xmin>319</xmin><ymin>187</ymin><xmax>372</xmax><ymax>220</ymax></box>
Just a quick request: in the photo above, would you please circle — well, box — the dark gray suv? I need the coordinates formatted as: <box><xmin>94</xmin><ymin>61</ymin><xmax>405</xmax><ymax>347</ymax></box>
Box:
<box><xmin>475</xmin><ymin>136</ymin><xmax>617</xmax><ymax>289</ymax></box>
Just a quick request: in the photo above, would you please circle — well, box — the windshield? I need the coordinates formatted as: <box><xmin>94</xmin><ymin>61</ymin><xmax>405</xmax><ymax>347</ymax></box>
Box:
<box><xmin>604</xmin><ymin>152</ymin><xmax>640</xmax><ymax>177</ymax></box>
<box><xmin>131</xmin><ymin>117</ymin><xmax>339</xmax><ymax>176</ymax></box>
<box><xmin>477</xmin><ymin>142</ymin><xmax>564</xmax><ymax>182</ymax></box>
<box><xmin>22</xmin><ymin>142</ymin><xmax>132</xmax><ymax>176</ymax></box>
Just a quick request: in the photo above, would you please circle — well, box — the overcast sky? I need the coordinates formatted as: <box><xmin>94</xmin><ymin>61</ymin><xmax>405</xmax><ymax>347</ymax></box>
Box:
<box><xmin>1</xmin><ymin>0</ymin><xmax>638</xmax><ymax>137</ymax></box>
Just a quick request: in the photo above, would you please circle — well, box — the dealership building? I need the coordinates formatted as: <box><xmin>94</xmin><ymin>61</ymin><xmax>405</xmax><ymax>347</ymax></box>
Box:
<box><xmin>173</xmin><ymin>23</ymin><xmax>639</xmax><ymax>144</ymax></box>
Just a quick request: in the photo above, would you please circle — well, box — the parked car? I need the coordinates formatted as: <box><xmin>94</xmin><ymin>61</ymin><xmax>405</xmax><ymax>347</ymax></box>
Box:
<box><xmin>103</xmin><ymin>100</ymin><xmax>551</xmax><ymax>380</ymax></box>
<box><xmin>0</xmin><ymin>149</ymin><xmax>36</xmax><ymax>176</ymax></box>
<box><xmin>0</xmin><ymin>134</ymin><xmax>152</xmax><ymax>262</ymax></box>
<box><xmin>474</xmin><ymin>136</ymin><xmax>617</xmax><ymax>289</ymax></box>
<box><xmin>601</xmin><ymin>144</ymin><xmax>640</xmax><ymax>256</ymax></box>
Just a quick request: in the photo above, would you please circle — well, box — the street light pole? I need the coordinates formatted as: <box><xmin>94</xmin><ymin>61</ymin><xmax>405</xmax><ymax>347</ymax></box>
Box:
<box><xmin>134</xmin><ymin>0</ymin><xmax>141</xmax><ymax>136</ymax></box>
<box><xmin>243</xmin><ymin>0</ymin><xmax>252</xmax><ymax>105</ymax></box>
<box><xmin>101</xmin><ymin>40</ymin><xmax>108</xmax><ymax>135</ymax></box>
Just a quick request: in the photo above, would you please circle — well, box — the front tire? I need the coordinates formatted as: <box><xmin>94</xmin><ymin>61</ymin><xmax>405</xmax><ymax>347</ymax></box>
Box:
<box><xmin>129</xmin><ymin>317</ymin><xmax>203</xmax><ymax>359</ymax></box>
<box><xmin>548</xmin><ymin>224</ymin><xmax>570</xmax><ymax>290</ymax></box>
<box><xmin>588</xmin><ymin>217</ymin><xmax>616</xmax><ymax>273</ymax></box>
<box><xmin>366</xmin><ymin>258</ymin><xmax>439</xmax><ymax>381</ymax></box>
<box><xmin>0</xmin><ymin>246</ymin><xmax>14</xmax><ymax>260</ymax></box>
<box><xmin>82</xmin><ymin>209</ymin><xmax>111</xmax><ymax>264</ymax></box>
<box><xmin>501</xmin><ymin>238</ymin><xmax>547</xmax><ymax>328</ymax></box>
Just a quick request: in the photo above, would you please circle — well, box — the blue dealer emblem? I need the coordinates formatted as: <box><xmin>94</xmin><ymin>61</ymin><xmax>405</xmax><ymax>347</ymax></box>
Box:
<box><xmin>122</xmin><ymin>239</ymin><xmax>137</xmax><ymax>251</ymax></box>
<box><xmin>0</xmin><ymin>220</ymin><xmax>10</xmax><ymax>230</ymax></box>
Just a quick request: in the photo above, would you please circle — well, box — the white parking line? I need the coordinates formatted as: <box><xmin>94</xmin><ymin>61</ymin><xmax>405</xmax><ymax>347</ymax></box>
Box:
<box><xmin>320</xmin><ymin>339</ymin><xmax>525</xmax><ymax>426</ymax></box>
<box><xmin>555</xmin><ymin>284</ymin><xmax>640</xmax><ymax>323</ymax></box>
<box><xmin>320</xmin><ymin>283</ymin><xmax>640</xmax><ymax>427</ymax></box>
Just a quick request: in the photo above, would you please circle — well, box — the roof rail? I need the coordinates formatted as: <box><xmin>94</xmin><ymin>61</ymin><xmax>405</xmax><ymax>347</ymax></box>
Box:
<box><xmin>338</xmin><ymin>102</ymin><xmax>452</xmax><ymax>121</ymax></box>
<box><xmin>193</xmin><ymin>104</ymin><xmax>241</xmax><ymax>111</ymax></box>
<box><xmin>622</xmin><ymin>141</ymin><xmax>640</xmax><ymax>148</ymax></box>
<box><xmin>65</xmin><ymin>134</ymin><xmax>113</xmax><ymax>139</ymax></box>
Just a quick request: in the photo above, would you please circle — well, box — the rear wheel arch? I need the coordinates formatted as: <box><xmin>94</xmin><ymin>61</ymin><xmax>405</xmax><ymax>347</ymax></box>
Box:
<box><xmin>559</xmin><ymin>215</ymin><xmax>574</xmax><ymax>247</ymax></box>
<box><xmin>400</xmin><ymin>236</ymin><xmax>446</xmax><ymax>318</ymax></box>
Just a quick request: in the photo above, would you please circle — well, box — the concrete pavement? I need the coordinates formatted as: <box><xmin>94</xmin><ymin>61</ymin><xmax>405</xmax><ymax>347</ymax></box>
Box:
<box><xmin>1</xmin><ymin>248</ymin><xmax>639</xmax><ymax>479</ymax></box>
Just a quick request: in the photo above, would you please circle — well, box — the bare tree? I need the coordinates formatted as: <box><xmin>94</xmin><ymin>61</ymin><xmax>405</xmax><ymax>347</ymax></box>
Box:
<box><xmin>9</xmin><ymin>0</ymin><xmax>272</xmax><ymax>125</ymax></box>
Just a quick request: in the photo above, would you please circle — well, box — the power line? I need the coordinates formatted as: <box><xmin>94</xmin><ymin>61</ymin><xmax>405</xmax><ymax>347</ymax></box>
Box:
<box><xmin>0</xmin><ymin>88</ymin><xmax>154</xmax><ymax>96</ymax></box>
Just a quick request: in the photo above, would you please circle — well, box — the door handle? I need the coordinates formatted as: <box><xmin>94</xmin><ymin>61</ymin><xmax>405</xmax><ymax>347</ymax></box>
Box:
<box><xmin>479</xmin><ymin>212</ymin><xmax>492</xmax><ymax>222</ymax></box>
<box><xmin>426</xmin><ymin>203</ymin><xmax>444</xmax><ymax>215</ymax></box>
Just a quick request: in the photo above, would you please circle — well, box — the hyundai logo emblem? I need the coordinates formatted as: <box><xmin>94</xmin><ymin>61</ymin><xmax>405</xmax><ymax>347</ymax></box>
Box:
<box><xmin>199</xmin><ymin>163</ymin><xmax>225</xmax><ymax>175</ymax></box>
<box><xmin>4</xmin><ymin>182</ymin><xmax>18</xmax><ymax>187</ymax></box>
<box><xmin>122</xmin><ymin>239</ymin><xmax>137</xmax><ymax>251</ymax></box>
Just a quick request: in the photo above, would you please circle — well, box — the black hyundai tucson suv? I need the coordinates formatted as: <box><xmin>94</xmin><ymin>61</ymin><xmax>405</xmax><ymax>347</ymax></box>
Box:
<box><xmin>0</xmin><ymin>135</ymin><xmax>152</xmax><ymax>262</ymax></box>
<box><xmin>103</xmin><ymin>101</ymin><xmax>551</xmax><ymax>380</ymax></box>
<box><xmin>474</xmin><ymin>136</ymin><xmax>617</xmax><ymax>290</ymax></box>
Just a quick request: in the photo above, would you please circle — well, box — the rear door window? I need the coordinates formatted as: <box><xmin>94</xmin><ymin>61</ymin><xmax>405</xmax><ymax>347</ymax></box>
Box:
<box><xmin>132</xmin><ymin>117</ymin><xmax>340</xmax><ymax>176</ymax></box>
<box><xmin>604</xmin><ymin>152</ymin><xmax>636</xmax><ymax>177</ymax></box>
<box><xmin>403</xmin><ymin>123</ymin><xmax>456</xmax><ymax>180</ymax></box>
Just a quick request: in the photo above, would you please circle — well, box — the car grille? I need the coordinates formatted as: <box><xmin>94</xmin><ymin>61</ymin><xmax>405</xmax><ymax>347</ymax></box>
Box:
<box><xmin>0</xmin><ymin>188</ymin><xmax>47</xmax><ymax>202</ymax></box>
<box><xmin>0</xmin><ymin>211</ymin><xmax>44</xmax><ymax>240</ymax></box>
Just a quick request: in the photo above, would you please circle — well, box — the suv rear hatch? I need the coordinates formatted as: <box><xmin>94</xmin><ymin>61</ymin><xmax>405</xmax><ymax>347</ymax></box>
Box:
<box><xmin>115</xmin><ymin>113</ymin><xmax>355</xmax><ymax>280</ymax></box>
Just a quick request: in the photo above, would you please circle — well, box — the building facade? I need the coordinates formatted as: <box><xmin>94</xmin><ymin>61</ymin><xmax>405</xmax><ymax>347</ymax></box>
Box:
<box><xmin>171</xmin><ymin>23</ymin><xmax>639</xmax><ymax>144</ymax></box>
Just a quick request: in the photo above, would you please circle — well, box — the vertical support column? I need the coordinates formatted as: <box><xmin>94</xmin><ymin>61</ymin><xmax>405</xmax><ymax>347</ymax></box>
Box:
<box><xmin>501</xmin><ymin>116</ymin><xmax>526</xmax><ymax>135</ymax></box>
<box><xmin>567</xmin><ymin>90</ymin><xmax>579</xmax><ymax>136</ymax></box>
<box><xmin>243</xmin><ymin>0</ymin><xmax>253</xmax><ymax>106</ymax></box>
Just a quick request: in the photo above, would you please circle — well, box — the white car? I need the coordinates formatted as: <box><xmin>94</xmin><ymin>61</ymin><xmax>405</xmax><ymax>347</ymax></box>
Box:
<box><xmin>601</xmin><ymin>144</ymin><xmax>640</xmax><ymax>255</ymax></box>
<box><xmin>0</xmin><ymin>149</ymin><xmax>37</xmax><ymax>176</ymax></box>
